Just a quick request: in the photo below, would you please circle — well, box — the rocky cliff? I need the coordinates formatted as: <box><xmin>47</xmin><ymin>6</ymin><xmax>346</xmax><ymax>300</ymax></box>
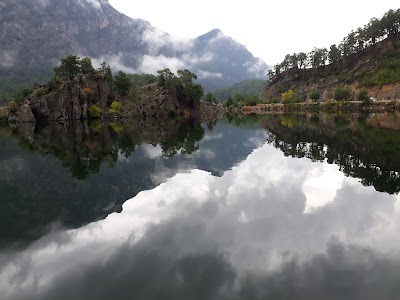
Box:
<box><xmin>261</xmin><ymin>37</ymin><xmax>400</xmax><ymax>101</ymax></box>
<box><xmin>5</xmin><ymin>73</ymin><xmax>110</xmax><ymax>122</ymax></box>
<box><xmin>4</xmin><ymin>76</ymin><xmax>226</xmax><ymax>123</ymax></box>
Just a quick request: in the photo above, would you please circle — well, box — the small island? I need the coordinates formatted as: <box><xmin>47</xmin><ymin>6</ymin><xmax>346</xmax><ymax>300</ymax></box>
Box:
<box><xmin>0</xmin><ymin>56</ymin><xmax>225</xmax><ymax>123</ymax></box>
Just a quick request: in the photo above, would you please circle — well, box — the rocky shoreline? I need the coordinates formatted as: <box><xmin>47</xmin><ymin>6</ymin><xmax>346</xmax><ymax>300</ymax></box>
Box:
<box><xmin>240</xmin><ymin>100</ymin><xmax>400</xmax><ymax>114</ymax></box>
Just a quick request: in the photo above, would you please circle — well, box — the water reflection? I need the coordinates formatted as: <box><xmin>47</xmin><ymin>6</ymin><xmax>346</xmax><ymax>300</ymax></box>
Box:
<box><xmin>0</xmin><ymin>118</ymin><xmax>266</xmax><ymax>248</ymax></box>
<box><xmin>263</xmin><ymin>113</ymin><xmax>400</xmax><ymax>194</ymax></box>
<box><xmin>2</xmin><ymin>137</ymin><xmax>400</xmax><ymax>300</ymax></box>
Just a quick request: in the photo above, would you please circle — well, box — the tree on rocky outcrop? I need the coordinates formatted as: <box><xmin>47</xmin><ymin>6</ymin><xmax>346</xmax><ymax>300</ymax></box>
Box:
<box><xmin>177</xmin><ymin>69</ymin><xmax>204</xmax><ymax>108</ymax></box>
<box><xmin>328</xmin><ymin>44</ymin><xmax>341</xmax><ymax>65</ymax></box>
<box><xmin>80</xmin><ymin>57</ymin><xmax>95</xmax><ymax>75</ymax></box>
<box><xmin>99</xmin><ymin>62</ymin><xmax>113</xmax><ymax>85</ymax></box>
<box><xmin>309</xmin><ymin>48</ymin><xmax>328</xmax><ymax>68</ymax></box>
<box><xmin>289</xmin><ymin>53</ymin><xmax>299</xmax><ymax>69</ymax></box>
<box><xmin>274</xmin><ymin>64</ymin><xmax>281</xmax><ymax>75</ymax></box>
<box><xmin>381</xmin><ymin>9</ymin><xmax>400</xmax><ymax>36</ymax></box>
<box><xmin>53</xmin><ymin>55</ymin><xmax>81</xmax><ymax>80</ymax></box>
<box><xmin>157</xmin><ymin>68</ymin><xmax>176</xmax><ymax>87</ymax></box>
<box><xmin>205</xmin><ymin>92</ymin><xmax>218</xmax><ymax>103</ymax></box>
<box><xmin>156</xmin><ymin>69</ymin><xmax>204</xmax><ymax>108</ymax></box>
<box><xmin>298</xmin><ymin>52</ymin><xmax>308</xmax><ymax>69</ymax></box>
<box><xmin>114</xmin><ymin>71</ymin><xmax>132</xmax><ymax>96</ymax></box>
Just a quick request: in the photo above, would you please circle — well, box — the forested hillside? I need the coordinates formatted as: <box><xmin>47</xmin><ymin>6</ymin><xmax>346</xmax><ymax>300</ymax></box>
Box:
<box><xmin>261</xmin><ymin>9</ymin><xmax>400</xmax><ymax>103</ymax></box>
<box><xmin>212</xmin><ymin>80</ymin><xmax>266</xmax><ymax>102</ymax></box>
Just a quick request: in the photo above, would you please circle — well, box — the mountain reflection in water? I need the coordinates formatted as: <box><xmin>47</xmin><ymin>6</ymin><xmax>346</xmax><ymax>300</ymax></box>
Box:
<box><xmin>2</xmin><ymin>113</ymin><xmax>400</xmax><ymax>299</ymax></box>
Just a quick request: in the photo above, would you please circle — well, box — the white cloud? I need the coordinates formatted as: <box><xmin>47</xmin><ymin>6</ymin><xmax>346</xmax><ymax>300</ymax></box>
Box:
<box><xmin>197</xmin><ymin>69</ymin><xmax>222</xmax><ymax>79</ymax></box>
<box><xmin>142</xmin><ymin>27</ymin><xmax>192</xmax><ymax>55</ymax></box>
<box><xmin>91</xmin><ymin>53</ymin><xmax>137</xmax><ymax>73</ymax></box>
<box><xmin>137</xmin><ymin>54</ymin><xmax>186</xmax><ymax>74</ymax></box>
<box><xmin>135</xmin><ymin>52</ymin><xmax>218</xmax><ymax>75</ymax></box>
<box><xmin>243</xmin><ymin>58</ymin><xmax>268</xmax><ymax>78</ymax></box>
<box><xmin>207</xmin><ymin>30</ymin><xmax>228</xmax><ymax>45</ymax></box>
<box><xmin>74</xmin><ymin>0</ymin><xmax>105</xmax><ymax>10</ymax></box>
<box><xmin>109</xmin><ymin>0</ymin><xmax>399</xmax><ymax>65</ymax></box>
<box><xmin>0</xmin><ymin>50</ymin><xmax>16</xmax><ymax>68</ymax></box>
<box><xmin>36</xmin><ymin>0</ymin><xmax>50</xmax><ymax>7</ymax></box>
<box><xmin>141</xmin><ymin>145</ymin><xmax>163</xmax><ymax>159</ymax></box>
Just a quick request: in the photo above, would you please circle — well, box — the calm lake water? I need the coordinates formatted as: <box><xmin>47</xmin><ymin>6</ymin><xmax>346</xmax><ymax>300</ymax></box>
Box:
<box><xmin>2</xmin><ymin>113</ymin><xmax>400</xmax><ymax>299</ymax></box>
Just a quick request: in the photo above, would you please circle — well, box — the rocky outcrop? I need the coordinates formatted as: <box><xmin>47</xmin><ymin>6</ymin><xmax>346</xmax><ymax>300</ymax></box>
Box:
<box><xmin>261</xmin><ymin>37</ymin><xmax>400</xmax><ymax>101</ymax></box>
<box><xmin>16</xmin><ymin>102</ymin><xmax>36</xmax><ymax>122</ymax></box>
<box><xmin>28</xmin><ymin>74</ymin><xmax>109</xmax><ymax>122</ymax></box>
<box><xmin>0</xmin><ymin>105</ymin><xmax>10</xmax><ymax>122</ymax></box>
<box><xmin>125</xmin><ymin>83</ymin><xmax>184</xmax><ymax>119</ymax></box>
<box><xmin>123</xmin><ymin>83</ymin><xmax>207</xmax><ymax>120</ymax></box>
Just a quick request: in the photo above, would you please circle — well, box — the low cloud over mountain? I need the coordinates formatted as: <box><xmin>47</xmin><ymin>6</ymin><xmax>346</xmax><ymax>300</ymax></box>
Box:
<box><xmin>0</xmin><ymin>0</ymin><xmax>269</xmax><ymax>90</ymax></box>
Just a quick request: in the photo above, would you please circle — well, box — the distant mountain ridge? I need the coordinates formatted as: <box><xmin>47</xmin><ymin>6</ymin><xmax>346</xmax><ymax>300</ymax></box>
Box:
<box><xmin>0</xmin><ymin>0</ymin><xmax>269</xmax><ymax>103</ymax></box>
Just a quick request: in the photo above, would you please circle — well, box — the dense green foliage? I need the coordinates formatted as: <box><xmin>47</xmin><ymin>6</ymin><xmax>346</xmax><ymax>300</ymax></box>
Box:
<box><xmin>205</xmin><ymin>92</ymin><xmax>218</xmax><ymax>103</ymax></box>
<box><xmin>357</xmin><ymin>88</ymin><xmax>370</xmax><ymax>102</ymax></box>
<box><xmin>88</xmin><ymin>105</ymin><xmax>101</xmax><ymax>118</ymax></box>
<box><xmin>211</xmin><ymin>79</ymin><xmax>266</xmax><ymax>101</ymax></box>
<box><xmin>360</xmin><ymin>49</ymin><xmax>400</xmax><ymax>87</ymax></box>
<box><xmin>109</xmin><ymin>101</ymin><xmax>122</xmax><ymax>113</ymax></box>
<box><xmin>114</xmin><ymin>71</ymin><xmax>132</xmax><ymax>96</ymax></box>
<box><xmin>223</xmin><ymin>93</ymin><xmax>263</xmax><ymax>108</ymax></box>
<box><xmin>157</xmin><ymin>68</ymin><xmax>204</xmax><ymax>108</ymax></box>
<box><xmin>309</xmin><ymin>90</ymin><xmax>321</xmax><ymax>101</ymax></box>
<box><xmin>53</xmin><ymin>55</ymin><xmax>96</xmax><ymax>80</ymax></box>
<box><xmin>334</xmin><ymin>87</ymin><xmax>352</xmax><ymax>101</ymax></box>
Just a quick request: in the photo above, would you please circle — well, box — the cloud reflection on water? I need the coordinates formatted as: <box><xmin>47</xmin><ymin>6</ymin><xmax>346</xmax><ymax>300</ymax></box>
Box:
<box><xmin>1</xmin><ymin>142</ymin><xmax>400</xmax><ymax>299</ymax></box>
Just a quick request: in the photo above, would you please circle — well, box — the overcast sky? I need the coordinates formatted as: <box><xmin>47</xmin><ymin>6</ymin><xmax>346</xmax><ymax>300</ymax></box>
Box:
<box><xmin>108</xmin><ymin>0</ymin><xmax>399</xmax><ymax>66</ymax></box>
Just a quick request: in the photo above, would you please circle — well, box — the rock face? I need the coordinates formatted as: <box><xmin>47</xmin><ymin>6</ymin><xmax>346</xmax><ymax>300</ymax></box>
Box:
<box><xmin>0</xmin><ymin>0</ymin><xmax>268</xmax><ymax>98</ymax></box>
<box><xmin>127</xmin><ymin>84</ymin><xmax>184</xmax><ymax>119</ymax></box>
<box><xmin>29</xmin><ymin>74</ymin><xmax>109</xmax><ymax>122</ymax></box>
<box><xmin>0</xmin><ymin>105</ymin><xmax>10</xmax><ymax>121</ymax></box>
<box><xmin>261</xmin><ymin>37</ymin><xmax>400</xmax><ymax>101</ymax></box>
<box><xmin>16</xmin><ymin>103</ymin><xmax>36</xmax><ymax>122</ymax></box>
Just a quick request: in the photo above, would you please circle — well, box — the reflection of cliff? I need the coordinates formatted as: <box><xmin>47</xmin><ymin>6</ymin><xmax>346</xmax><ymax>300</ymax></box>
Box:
<box><xmin>0</xmin><ymin>119</ymin><xmax>204</xmax><ymax>247</ymax></box>
<box><xmin>0</xmin><ymin>118</ymin><xmax>266</xmax><ymax>248</ymax></box>
<box><xmin>262</xmin><ymin>113</ymin><xmax>400</xmax><ymax>194</ymax></box>
<box><xmin>7</xmin><ymin>118</ymin><xmax>205</xmax><ymax>179</ymax></box>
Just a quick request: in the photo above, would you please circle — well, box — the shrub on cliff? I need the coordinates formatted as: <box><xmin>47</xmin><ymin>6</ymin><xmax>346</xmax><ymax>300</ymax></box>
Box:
<box><xmin>357</xmin><ymin>88</ymin><xmax>370</xmax><ymax>103</ymax></box>
<box><xmin>88</xmin><ymin>105</ymin><xmax>101</xmax><ymax>118</ymax></box>
<box><xmin>281</xmin><ymin>90</ymin><xmax>296</xmax><ymax>104</ymax></box>
<box><xmin>309</xmin><ymin>90</ymin><xmax>321</xmax><ymax>102</ymax></box>
<box><xmin>334</xmin><ymin>87</ymin><xmax>352</xmax><ymax>101</ymax></box>
<box><xmin>109</xmin><ymin>101</ymin><xmax>122</xmax><ymax>113</ymax></box>
<box><xmin>12</xmin><ymin>88</ymin><xmax>33</xmax><ymax>105</ymax></box>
